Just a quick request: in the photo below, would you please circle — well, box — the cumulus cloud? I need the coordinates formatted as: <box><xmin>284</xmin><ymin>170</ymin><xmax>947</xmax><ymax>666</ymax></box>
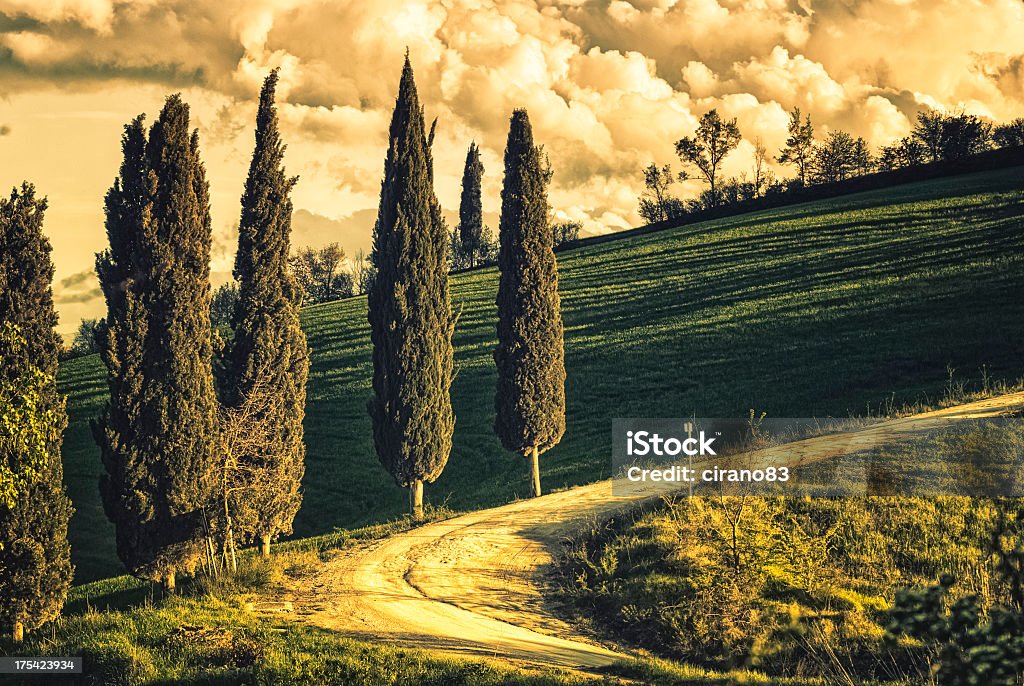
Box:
<box><xmin>0</xmin><ymin>0</ymin><xmax>117</xmax><ymax>34</ymax></box>
<box><xmin>2</xmin><ymin>0</ymin><xmax>1024</xmax><ymax>295</ymax></box>
<box><xmin>979</xmin><ymin>53</ymin><xmax>1024</xmax><ymax>104</ymax></box>
<box><xmin>732</xmin><ymin>47</ymin><xmax>851</xmax><ymax>115</ymax></box>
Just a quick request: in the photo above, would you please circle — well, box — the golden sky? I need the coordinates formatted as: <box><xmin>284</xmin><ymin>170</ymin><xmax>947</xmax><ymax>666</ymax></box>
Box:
<box><xmin>1</xmin><ymin>0</ymin><xmax>1023</xmax><ymax>335</ymax></box>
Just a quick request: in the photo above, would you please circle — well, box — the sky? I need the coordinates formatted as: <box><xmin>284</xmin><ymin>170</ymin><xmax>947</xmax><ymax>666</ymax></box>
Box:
<box><xmin>1</xmin><ymin>0</ymin><xmax>1023</xmax><ymax>336</ymax></box>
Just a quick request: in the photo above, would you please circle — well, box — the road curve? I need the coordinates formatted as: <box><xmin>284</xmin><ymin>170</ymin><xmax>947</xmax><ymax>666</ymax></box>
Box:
<box><xmin>277</xmin><ymin>391</ymin><xmax>1024</xmax><ymax>670</ymax></box>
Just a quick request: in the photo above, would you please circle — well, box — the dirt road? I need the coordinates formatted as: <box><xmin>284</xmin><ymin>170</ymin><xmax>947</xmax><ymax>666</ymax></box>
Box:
<box><xmin>277</xmin><ymin>392</ymin><xmax>1024</xmax><ymax>670</ymax></box>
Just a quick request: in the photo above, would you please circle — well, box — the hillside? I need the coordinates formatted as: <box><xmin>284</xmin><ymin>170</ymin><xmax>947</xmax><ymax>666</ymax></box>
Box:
<box><xmin>59</xmin><ymin>166</ymin><xmax>1024</xmax><ymax>582</ymax></box>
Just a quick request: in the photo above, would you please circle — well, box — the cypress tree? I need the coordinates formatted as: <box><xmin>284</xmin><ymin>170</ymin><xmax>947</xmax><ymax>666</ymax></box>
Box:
<box><xmin>94</xmin><ymin>96</ymin><xmax>218</xmax><ymax>590</ymax></box>
<box><xmin>494</xmin><ymin>109</ymin><xmax>566</xmax><ymax>498</ymax></box>
<box><xmin>367</xmin><ymin>56</ymin><xmax>455</xmax><ymax>520</ymax></box>
<box><xmin>458</xmin><ymin>142</ymin><xmax>485</xmax><ymax>267</ymax></box>
<box><xmin>0</xmin><ymin>184</ymin><xmax>73</xmax><ymax>642</ymax></box>
<box><xmin>224</xmin><ymin>70</ymin><xmax>309</xmax><ymax>558</ymax></box>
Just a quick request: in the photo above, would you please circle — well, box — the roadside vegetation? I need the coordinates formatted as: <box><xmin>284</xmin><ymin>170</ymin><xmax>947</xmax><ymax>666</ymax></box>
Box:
<box><xmin>556</xmin><ymin>406</ymin><xmax>1024</xmax><ymax>684</ymax></box>
<box><xmin>556</xmin><ymin>493</ymin><xmax>1013</xmax><ymax>683</ymax></box>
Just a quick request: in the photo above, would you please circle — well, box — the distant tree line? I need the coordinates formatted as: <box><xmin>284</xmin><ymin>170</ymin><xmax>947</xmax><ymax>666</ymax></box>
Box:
<box><xmin>639</xmin><ymin>108</ymin><xmax>1024</xmax><ymax>224</ymax></box>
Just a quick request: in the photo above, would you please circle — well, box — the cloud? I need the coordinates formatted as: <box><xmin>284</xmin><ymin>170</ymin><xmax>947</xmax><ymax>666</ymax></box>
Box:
<box><xmin>0</xmin><ymin>1</ymin><xmax>243</xmax><ymax>93</ymax></box>
<box><xmin>0</xmin><ymin>124</ymin><xmax>9</xmax><ymax>135</ymax></box>
<box><xmin>0</xmin><ymin>0</ymin><xmax>117</xmax><ymax>34</ymax></box>
<box><xmin>53</xmin><ymin>267</ymin><xmax>101</xmax><ymax>306</ymax></box>
<box><xmin>55</xmin><ymin>287</ymin><xmax>102</xmax><ymax>305</ymax></box>
<box><xmin>58</xmin><ymin>268</ymin><xmax>94</xmax><ymax>290</ymax></box>
<box><xmin>3</xmin><ymin>0</ymin><xmax>1024</xmax><ymax>305</ymax></box>
<box><xmin>979</xmin><ymin>53</ymin><xmax>1024</xmax><ymax>104</ymax></box>
<box><xmin>291</xmin><ymin>208</ymin><xmax>376</xmax><ymax>257</ymax></box>
<box><xmin>732</xmin><ymin>47</ymin><xmax>851</xmax><ymax>115</ymax></box>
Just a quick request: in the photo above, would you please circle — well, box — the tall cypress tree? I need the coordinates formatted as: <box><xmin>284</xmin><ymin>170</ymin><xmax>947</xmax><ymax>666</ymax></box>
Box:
<box><xmin>0</xmin><ymin>184</ymin><xmax>73</xmax><ymax>642</ymax></box>
<box><xmin>224</xmin><ymin>70</ymin><xmax>309</xmax><ymax>557</ymax></box>
<box><xmin>494</xmin><ymin>109</ymin><xmax>566</xmax><ymax>498</ymax></box>
<box><xmin>94</xmin><ymin>96</ymin><xmax>218</xmax><ymax>590</ymax></box>
<box><xmin>367</xmin><ymin>56</ymin><xmax>455</xmax><ymax>520</ymax></box>
<box><xmin>458</xmin><ymin>142</ymin><xmax>485</xmax><ymax>267</ymax></box>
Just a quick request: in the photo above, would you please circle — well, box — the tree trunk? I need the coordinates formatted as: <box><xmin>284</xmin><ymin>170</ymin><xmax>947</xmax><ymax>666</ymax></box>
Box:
<box><xmin>163</xmin><ymin>570</ymin><xmax>176</xmax><ymax>593</ymax></box>
<box><xmin>529</xmin><ymin>446</ymin><xmax>541</xmax><ymax>498</ymax></box>
<box><xmin>227</xmin><ymin>528</ymin><xmax>237</xmax><ymax>572</ymax></box>
<box><xmin>12</xmin><ymin>621</ymin><xmax>24</xmax><ymax>642</ymax></box>
<box><xmin>260</xmin><ymin>533</ymin><xmax>271</xmax><ymax>559</ymax></box>
<box><xmin>206</xmin><ymin>535</ymin><xmax>218</xmax><ymax>577</ymax></box>
<box><xmin>410</xmin><ymin>479</ymin><xmax>424</xmax><ymax>521</ymax></box>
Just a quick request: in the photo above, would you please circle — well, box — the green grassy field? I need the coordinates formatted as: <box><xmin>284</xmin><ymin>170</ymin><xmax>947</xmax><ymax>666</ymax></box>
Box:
<box><xmin>557</xmin><ymin>494</ymin><xmax>1013</xmax><ymax>683</ymax></box>
<box><xmin>59</xmin><ymin>166</ymin><xmax>1024</xmax><ymax>583</ymax></box>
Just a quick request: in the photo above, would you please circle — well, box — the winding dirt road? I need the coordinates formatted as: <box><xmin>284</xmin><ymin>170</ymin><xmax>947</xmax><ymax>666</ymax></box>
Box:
<box><xmin>275</xmin><ymin>392</ymin><xmax>1024</xmax><ymax>671</ymax></box>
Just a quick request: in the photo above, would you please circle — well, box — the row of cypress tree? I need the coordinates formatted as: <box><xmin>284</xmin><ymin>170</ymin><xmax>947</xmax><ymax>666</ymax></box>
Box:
<box><xmin>0</xmin><ymin>56</ymin><xmax>566</xmax><ymax>640</ymax></box>
<box><xmin>369</xmin><ymin>57</ymin><xmax>566</xmax><ymax>515</ymax></box>
<box><xmin>94</xmin><ymin>72</ymin><xmax>308</xmax><ymax>591</ymax></box>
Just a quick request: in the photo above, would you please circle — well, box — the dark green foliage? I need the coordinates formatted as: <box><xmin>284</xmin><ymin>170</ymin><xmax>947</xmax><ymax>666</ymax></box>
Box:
<box><xmin>68</xmin><ymin>317</ymin><xmax>102</xmax><ymax>357</ymax></box>
<box><xmin>812</xmin><ymin>130</ymin><xmax>858</xmax><ymax>184</ymax></box>
<box><xmin>210</xmin><ymin>283</ymin><xmax>238</xmax><ymax>327</ymax></box>
<box><xmin>0</xmin><ymin>184</ymin><xmax>73</xmax><ymax>638</ymax></box>
<box><xmin>913</xmin><ymin>110</ymin><xmax>946</xmax><ymax>162</ymax></box>
<box><xmin>494</xmin><ymin>109</ymin><xmax>566</xmax><ymax>459</ymax></box>
<box><xmin>887</xmin><ymin>510</ymin><xmax>1024</xmax><ymax>685</ymax></box>
<box><xmin>0</xmin><ymin>185</ymin><xmax>63</xmax><ymax>393</ymax></box>
<box><xmin>551</xmin><ymin>221</ymin><xmax>581</xmax><ymax>248</ymax></box>
<box><xmin>352</xmin><ymin>249</ymin><xmax>375</xmax><ymax>295</ymax></box>
<box><xmin>778</xmin><ymin>107</ymin><xmax>815</xmax><ymax>185</ymax></box>
<box><xmin>57</xmin><ymin>167</ymin><xmax>1024</xmax><ymax>583</ymax></box>
<box><xmin>93</xmin><ymin>96</ymin><xmax>218</xmax><ymax>583</ymax></box>
<box><xmin>449</xmin><ymin>145</ymin><xmax>498</xmax><ymax>270</ymax></box>
<box><xmin>223</xmin><ymin>70</ymin><xmax>309</xmax><ymax>548</ymax></box>
<box><xmin>638</xmin><ymin>163</ymin><xmax>683</xmax><ymax>224</ymax></box>
<box><xmin>852</xmin><ymin>136</ymin><xmax>874</xmax><ymax>175</ymax></box>
<box><xmin>289</xmin><ymin>243</ymin><xmax>353</xmax><ymax>304</ymax></box>
<box><xmin>994</xmin><ymin>118</ymin><xmax>1024</xmax><ymax>148</ymax></box>
<box><xmin>913</xmin><ymin>110</ymin><xmax>993</xmax><ymax>162</ymax></box>
<box><xmin>879</xmin><ymin>136</ymin><xmax>927</xmax><ymax>171</ymax></box>
<box><xmin>675</xmin><ymin>109</ymin><xmax>742</xmax><ymax>206</ymax></box>
<box><xmin>940</xmin><ymin>113</ymin><xmax>993</xmax><ymax>161</ymax></box>
<box><xmin>449</xmin><ymin>225</ymin><xmax>497</xmax><ymax>271</ymax></box>
<box><xmin>458</xmin><ymin>142</ymin><xmax>485</xmax><ymax>267</ymax></box>
<box><xmin>367</xmin><ymin>56</ymin><xmax>455</xmax><ymax>495</ymax></box>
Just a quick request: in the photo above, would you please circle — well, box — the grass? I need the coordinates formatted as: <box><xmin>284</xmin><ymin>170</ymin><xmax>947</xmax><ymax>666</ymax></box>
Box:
<box><xmin>3</xmin><ymin>581</ymin><xmax>606</xmax><ymax>685</ymax></box>
<box><xmin>59</xmin><ymin>166</ymin><xmax>1024</xmax><ymax>583</ymax></box>
<box><xmin>1</xmin><ymin>539</ymin><xmax>825</xmax><ymax>686</ymax></box>
<box><xmin>555</xmin><ymin>488</ymin><xmax>1021</xmax><ymax>684</ymax></box>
